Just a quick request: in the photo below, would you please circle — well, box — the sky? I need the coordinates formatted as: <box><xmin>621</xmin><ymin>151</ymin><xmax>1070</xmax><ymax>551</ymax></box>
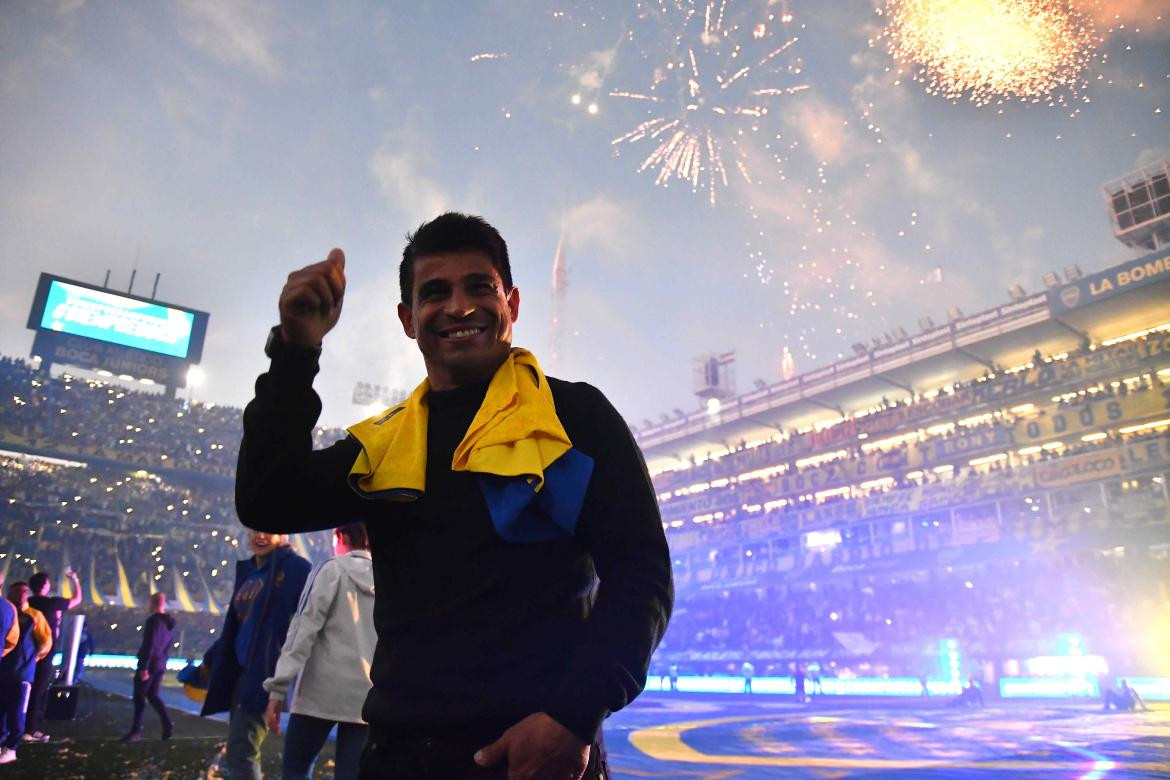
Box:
<box><xmin>1</xmin><ymin>0</ymin><xmax>1167</xmax><ymax>430</ymax></box>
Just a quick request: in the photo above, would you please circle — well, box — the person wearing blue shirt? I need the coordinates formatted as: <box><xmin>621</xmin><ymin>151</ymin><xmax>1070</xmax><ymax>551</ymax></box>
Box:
<box><xmin>0</xmin><ymin>574</ymin><xmax>17</xmax><ymax>659</ymax></box>
<box><xmin>200</xmin><ymin>531</ymin><xmax>311</xmax><ymax>780</ymax></box>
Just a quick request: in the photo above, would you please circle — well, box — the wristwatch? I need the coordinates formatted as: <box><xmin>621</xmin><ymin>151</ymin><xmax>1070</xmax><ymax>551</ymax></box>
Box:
<box><xmin>264</xmin><ymin>325</ymin><xmax>322</xmax><ymax>361</ymax></box>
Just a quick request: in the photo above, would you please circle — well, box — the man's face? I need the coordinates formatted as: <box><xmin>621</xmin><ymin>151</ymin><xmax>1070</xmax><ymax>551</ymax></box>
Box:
<box><xmin>8</xmin><ymin>585</ymin><xmax>28</xmax><ymax>609</ymax></box>
<box><xmin>248</xmin><ymin>531</ymin><xmax>283</xmax><ymax>557</ymax></box>
<box><xmin>397</xmin><ymin>250</ymin><xmax>520</xmax><ymax>391</ymax></box>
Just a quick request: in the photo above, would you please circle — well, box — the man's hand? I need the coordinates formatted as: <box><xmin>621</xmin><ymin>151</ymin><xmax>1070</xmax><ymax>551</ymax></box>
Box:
<box><xmin>474</xmin><ymin>712</ymin><xmax>589</xmax><ymax>780</ymax></box>
<box><xmin>265</xmin><ymin>699</ymin><xmax>283</xmax><ymax>734</ymax></box>
<box><xmin>137</xmin><ymin>669</ymin><xmax>149</xmax><ymax>682</ymax></box>
<box><xmin>278</xmin><ymin>248</ymin><xmax>347</xmax><ymax>347</ymax></box>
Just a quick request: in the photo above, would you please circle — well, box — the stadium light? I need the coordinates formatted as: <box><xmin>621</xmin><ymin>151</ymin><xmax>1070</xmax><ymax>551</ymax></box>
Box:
<box><xmin>1042</xmin><ymin>271</ymin><xmax>1062</xmax><ymax>289</ymax></box>
<box><xmin>1007</xmin><ymin>284</ymin><xmax>1027</xmax><ymax>301</ymax></box>
<box><xmin>706</xmin><ymin>398</ymin><xmax>721</xmax><ymax>415</ymax></box>
<box><xmin>187</xmin><ymin>366</ymin><xmax>205</xmax><ymax>387</ymax></box>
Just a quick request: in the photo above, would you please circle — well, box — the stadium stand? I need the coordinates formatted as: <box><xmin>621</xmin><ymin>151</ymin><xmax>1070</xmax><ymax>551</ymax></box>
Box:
<box><xmin>0</xmin><ymin>357</ymin><xmax>343</xmax><ymax>659</ymax></box>
<box><xmin>637</xmin><ymin>257</ymin><xmax>1170</xmax><ymax>688</ymax></box>
<box><xmin>1</xmin><ymin>245</ymin><xmax>1169</xmax><ymax>691</ymax></box>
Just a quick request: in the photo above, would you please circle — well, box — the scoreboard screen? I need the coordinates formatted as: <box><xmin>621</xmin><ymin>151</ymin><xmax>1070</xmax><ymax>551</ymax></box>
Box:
<box><xmin>38</xmin><ymin>279</ymin><xmax>196</xmax><ymax>358</ymax></box>
<box><xmin>27</xmin><ymin>273</ymin><xmax>209</xmax><ymax>385</ymax></box>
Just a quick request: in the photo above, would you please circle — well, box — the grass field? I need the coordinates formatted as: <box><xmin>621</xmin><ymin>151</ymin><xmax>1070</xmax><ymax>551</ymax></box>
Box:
<box><xmin>603</xmin><ymin>693</ymin><xmax>1170</xmax><ymax>778</ymax></box>
<box><xmin>2</xmin><ymin>671</ymin><xmax>336</xmax><ymax>779</ymax></box>
<box><xmin>7</xmin><ymin>673</ymin><xmax>1169</xmax><ymax>778</ymax></box>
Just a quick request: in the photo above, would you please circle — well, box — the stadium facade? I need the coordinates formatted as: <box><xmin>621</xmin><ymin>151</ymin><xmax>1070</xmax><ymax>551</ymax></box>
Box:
<box><xmin>635</xmin><ymin>243</ymin><xmax>1170</xmax><ymax>695</ymax></box>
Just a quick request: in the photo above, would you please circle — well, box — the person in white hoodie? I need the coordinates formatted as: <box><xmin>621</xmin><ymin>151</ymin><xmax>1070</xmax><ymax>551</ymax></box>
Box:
<box><xmin>264</xmin><ymin>524</ymin><xmax>375</xmax><ymax>780</ymax></box>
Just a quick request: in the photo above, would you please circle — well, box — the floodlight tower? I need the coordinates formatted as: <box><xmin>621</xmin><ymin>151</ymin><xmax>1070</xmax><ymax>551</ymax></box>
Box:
<box><xmin>693</xmin><ymin>352</ymin><xmax>737</xmax><ymax>413</ymax></box>
<box><xmin>1104</xmin><ymin>160</ymin><xmax>1170</xmax><ymax>251</ymax></box>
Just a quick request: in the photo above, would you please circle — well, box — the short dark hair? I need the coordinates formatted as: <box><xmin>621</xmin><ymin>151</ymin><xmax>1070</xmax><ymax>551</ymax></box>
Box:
<box><xmin>29</xmin><ymin>572</ymin><xmax>50</xmax><ymax>594</ymax></box>
<box><xmin>399</xmin><ymin>212</ymin><xmax>512</xmax><ymax>304</ymax></box>
<box><xmin>335</xmin><ymin>523</ymin><xmax>369</xmax><ymax>551</ymax></box>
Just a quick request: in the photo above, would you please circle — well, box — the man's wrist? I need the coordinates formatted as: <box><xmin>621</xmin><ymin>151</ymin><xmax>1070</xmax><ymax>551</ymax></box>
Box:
<box><xmin>265</xmin><ymin>325</ymin><xmax>322</xmax><ymax>361</ymax></box>
<box><xmin>540</xmin><ymin>706</ymin><xmax>602</xmax><ymax>747</ymax></box>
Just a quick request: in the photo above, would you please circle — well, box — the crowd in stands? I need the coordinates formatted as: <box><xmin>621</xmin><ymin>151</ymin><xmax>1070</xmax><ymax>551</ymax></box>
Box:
<box><xmin>0</xmin><ymin>455</ymin><xmax>332</xmax><ymax>610</ymax></box>
<box><xmin>652</xmin><ymin>337</ymin><xmax>1165</xmax><ymax>496</ymax></box>
<box><xmin>0</xmin><ymin>355</ymin><xmax>346</xmax><ymax>478</ymax></box>
<box><xmin>2</xmin><ymin>343</ymin><xmax>1168</xmax><ymax>683</ymax></box>
<box><xmin>656</xmin><ymin>548</ymin><xmax>1170</xmax><ymax>678</ymax></box>
<box><xmin>656</xmin><ymin>423</ymin><xmax>1169</xmax><ymax>546</ymax></box>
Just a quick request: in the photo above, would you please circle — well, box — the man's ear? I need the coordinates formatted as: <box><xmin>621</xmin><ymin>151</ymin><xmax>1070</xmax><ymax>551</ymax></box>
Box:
<box><xmin>507</xmin><ymin>287</ymin><xmax>520</xmax><ymax>324</ymax></box>
<box><xmin>397</xmin><ymin>302</ymin><xmax>416</xmax><ymax>339</ymax></box>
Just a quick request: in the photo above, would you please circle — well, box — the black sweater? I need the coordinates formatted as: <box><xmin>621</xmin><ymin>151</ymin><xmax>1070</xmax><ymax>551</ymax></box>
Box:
<box><xmin>136</xmin><ymin>612</ymin><xmax>176</xmax><ymax>672</ymax></box>
<box><xmin>236</xmin><ymin>348</ymin><xmax>673</xmax><ymax>744</ymax></box>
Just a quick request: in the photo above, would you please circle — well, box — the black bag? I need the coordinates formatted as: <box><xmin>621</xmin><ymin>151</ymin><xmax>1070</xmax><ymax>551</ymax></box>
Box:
<box><xmin>45</xmin><ymin>684</ymin><xmax>79</xmax><ymax>720</ymax></box>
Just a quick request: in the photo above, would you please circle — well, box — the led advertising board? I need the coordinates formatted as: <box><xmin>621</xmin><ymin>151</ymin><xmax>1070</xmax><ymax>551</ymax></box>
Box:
<box><xmin>27</xmin><ymin>273</ymin><xmax>209</xmax><ymax>386</ymax></box>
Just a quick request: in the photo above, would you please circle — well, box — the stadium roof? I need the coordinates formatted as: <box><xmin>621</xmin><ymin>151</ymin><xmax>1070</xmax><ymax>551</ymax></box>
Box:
<box><xmin>635</xmin><ymin>246</ymin><xmax>1170</xmax><ymax>471</ymax></box>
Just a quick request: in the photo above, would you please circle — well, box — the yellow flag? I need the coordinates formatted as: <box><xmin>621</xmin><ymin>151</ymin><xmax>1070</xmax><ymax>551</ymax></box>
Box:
<box><xmin>196</xmin><ymin>564</ymin><xmax>220</xmax><ymax>616</ymax></box>
<box><xmin>60</xmin><ymin>551</ymin><xmax>75</xmax><ymax>601</ymax></box>
<box><xmin>115</xmin><ymin>553</ymin><xmax>137</xmax><ymax>608</ymax></box>
<box><xmin>172</xmin><ymin>569</ymin><xmax>197</xmax><ymax>612</ymax></box>
<box><xmin>87</xmin><ymin>556</ymin><xmax>104</xmax><ymax>606</ymax></box>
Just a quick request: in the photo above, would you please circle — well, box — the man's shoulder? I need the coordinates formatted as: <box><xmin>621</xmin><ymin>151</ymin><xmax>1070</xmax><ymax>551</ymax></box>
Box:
<box><xmin>547</xmin><ymin>375</ymin><xmax>612</xmax><ymax>415</ymax></box>
<box><xmin>277</xmin><ymin>547</ymin><xmax>313</xmax><ymax>576</ymax></box>
<box><xmin>547</xmin><ymin>376</ymin><xmax>642</xmax><ymax>464</ymax></box>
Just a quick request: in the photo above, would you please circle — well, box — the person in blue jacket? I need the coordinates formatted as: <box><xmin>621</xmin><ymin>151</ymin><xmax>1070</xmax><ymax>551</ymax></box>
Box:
<box><xmin>201</xmin><ymin>531</ymin><xmax>311</xmax><ymax>780</ymax></box>
<box><xmin>0</xmin><ymin>582</ymin><xmax>52</xmax><ymax>765</ymax></box>
<box><xmin>0</xmin><ymin>573</ymin><xmax>17</xmax><ymax>659</ymax></box>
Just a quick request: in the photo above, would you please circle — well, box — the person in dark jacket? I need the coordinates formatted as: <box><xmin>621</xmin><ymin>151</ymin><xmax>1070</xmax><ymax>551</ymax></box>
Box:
<box><xmin>122</xmin><ymin>592</ymin><xmax>177</xmax><ymax>741</ymax></box>
<box><xmin>201</xmin><ymin>531</ymin><xmax>310</xmax><ymax>780</ymax></box>
<box><xmin>25</xmin><ymin>569</ymin><xmax>81</xmax><ymax>742</ymax></box>
<box><xmin>236</xmin><ymin>214</ymin><xmax>673</xmax><ymax>779</ymax></box>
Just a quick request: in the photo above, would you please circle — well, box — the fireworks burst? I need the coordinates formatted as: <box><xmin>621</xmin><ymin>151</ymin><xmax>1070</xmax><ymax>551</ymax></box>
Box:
<box><xmin>877</xmin><ymin>0</ymin><xmax>1100</xmax><ymax>107</ymax></box>
<box><xmin>611</xmin><ymin>0</ymin><xmax>808</xmax><ymax>205</ymax></box>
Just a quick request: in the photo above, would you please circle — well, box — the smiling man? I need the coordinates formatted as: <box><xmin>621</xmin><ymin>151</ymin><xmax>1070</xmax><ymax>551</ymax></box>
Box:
<box><xmin>236</xmin><ymin>213</ymin><xmax>673</xmax><ymax>780</ymax></box>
